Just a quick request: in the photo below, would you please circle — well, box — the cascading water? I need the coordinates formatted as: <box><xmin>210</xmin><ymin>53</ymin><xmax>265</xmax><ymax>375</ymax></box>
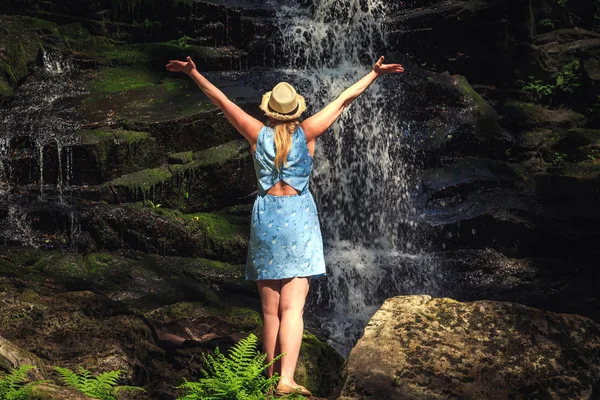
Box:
<box><xmin>0</xmin><ymin>48</ymin><xmax>87</xmax><ymax>247</ymax></box>
<box><xmin>271</xmin><ymin>0</ymin><xmax>443</xmax><ymax>356</ymax></box>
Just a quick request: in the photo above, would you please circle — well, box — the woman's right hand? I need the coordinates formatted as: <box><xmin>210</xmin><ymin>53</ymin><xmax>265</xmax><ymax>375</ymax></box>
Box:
<box><xmin>165</xmin><ymin>56</ymin><xmax>197</xmax><ymax>75</ymax></box>
<box><xmin>373</xmin><ymin>56</ymin><xmax>404</xmax><ymax>76</ymax></box>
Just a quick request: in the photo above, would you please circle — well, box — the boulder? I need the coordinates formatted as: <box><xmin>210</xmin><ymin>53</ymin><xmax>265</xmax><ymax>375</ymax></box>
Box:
<box><xmin>338</xmin><ymin>294</ymin><xmax>600</xmax><ymax>399</ymax></box>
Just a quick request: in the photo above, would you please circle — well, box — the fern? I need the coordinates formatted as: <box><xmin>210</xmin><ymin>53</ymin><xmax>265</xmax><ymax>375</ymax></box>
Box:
<box><xmin>0</xmin><ymin>364</ymin><xmax>50</xmax><ymax>400</ymax></box>
<box><xmin>175</xmin><ymin>333</ymin><xmax>283</xmax><ymax>400</ymax></box>
<box><xmin>55</xmin><ymin>366</ymin><xmax>145</xmax><ymax>400</ymax></box>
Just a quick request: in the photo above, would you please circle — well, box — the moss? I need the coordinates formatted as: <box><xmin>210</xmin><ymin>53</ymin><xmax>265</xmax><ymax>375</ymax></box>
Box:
<box><xmin>453</xmin><ymin>75</ymin><xmax>499</xmax><ymax>133</ymax></box>
<box><xmin>0</xmin><ymin>16</ymin><xmax>45</xmax><ymax>97</ymax></box>
<box><xmin>583</xmin><ymin>58</ymin><xmax>600</xmax><ymax>81</ymax></box>
<box><xmin>194</xmin><ymin>140</ymin><xmax>243</xmax><ymax>166</ymax></box>
<box><xmin>113</xmin><ymin>130</ymin><xmax>151</xmax><ymax>144</ymax></box>
<box><xmin>79</xmin><ymin>129</ymin><xmax>157</xmax><ymax>180</ymax></box>
<box><xmin>162</xmin><ymin>77</ymin><xmax>184</xmax><ymax>95</ymax></box>
<box><xmin>546</xmin><ymin>160</ymin><xmax>600</xmax><ymax>178</ymax></box>
<box><xmin>503</xmin><ymin>100</ymin><xmax>585</xmax><ymax>127</ymax></box>
<box><xmin>91</xmin><ymin>44</ymin><xmax>151</xmax><ymax>66</ymax></box>
<box><xmin>169</xmin><ymin>140</ymin><xmax>246</xmax><ymax>181</ymax></box>
<box><xmin>434</xmin><ymin>298</ymin><xmax>460</xmax><ymax>327</ymax></box>
<box><xmin>79</xmin><ymin>129</ymin><xmax>115</xmax><ymax>145</ymax></box>
<box><xmin>129</xmin><ymin>201</ymin><xmax>249</xmax><ymax>239</ymax></box>
<box><xmin>145</xmin><ymin>301</ymin><xmax>206</xmax><ymax>322</ymax></box>
<box><xmin>508</xmin><ymin>163</ymin><xmax>530</xmax><ymax>183</ymax></box>
<box><xmin>0</xmin><ymin>76</ymin><xmax>12</xmax><ymax>98</ymax></box>
<box><xmin>108</xmin><ymin>166</ymin><xmax>172</xmax><ymax>201</ymax></box>
<box><xmin>14</xmin><ymin>15</ymin><xmax>58</xmax><ymax>31</ymax></box>
<box><xmin>182</xmin><ymin>212</ymin><xmax>249</xmax><ymax>240</ymax></box>
<box><xmin>215</xmin><ymin>203</ymin><xmax>254</xmax><ymax>216</ymax></box>
<box><xmin>89</xmin><ymin>66</ymin><xmax>160</xmax><ymax>93</ymax></box>
<box><xmin>522</xmin><ymin>129</ymin><xmax>560</xmax><ymax>148</ymax></box>
<box><xmin>205</xmin><ymin>306</ymin><xmax>263</xmax><ymax>331</ymax></box>
<box><xmin>168</xmin><ymin>150</ymin><xmax>193</xmax><ymax>164</ymax></box>
<box><xmin>566</xmin><ymin>128</ymin><xmax>600</xmax><ymax>145</ymax></box>
<box><xmin>79</xmin><ymin>129</ymin><xmax>151</xmax><ymax>145</ymax></box>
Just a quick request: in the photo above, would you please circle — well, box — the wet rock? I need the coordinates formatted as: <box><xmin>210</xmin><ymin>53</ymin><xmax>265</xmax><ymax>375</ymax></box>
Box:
<box><xmin>533</xmin><ymin>28</ymin><xmax>600</xmax><ymax>79</ymax></box>
<box><xmin>78</xmin><ymin>202</ymin><xmax>251</xmax><ymax>263</ymax></box>
<box><xmin>69</xmin><ymin>128</ymin><xmax>163</xmax><ymax>186</ymax></box>
<box><xmin>338</xmin><ymin>294</ymin><xmax>600</xmax><ymax>400</ymax></box>
<box><xmin>0</xmin><ymin>16</ymin><xmax>47</xmax><ymax>102</ymax></box>
<box><xmin>1</xmin><ymin>0</ymin><xmax>278</xmax><ymax>60</ymax></box>
<box><xmin>390</xmin><ymin>67</ymin><xmax>512</xmax><ymax>163</ymax></box>
<box><xmin>0</xmin><ymin>247</ymin><xmax>255</xmax><ymax>310</ymax></box>
<box><xmin>383</xmin><ymin>0</ymin><xmax>599</xmax><ymax>87</ymax></box>
<box><xmin>500</xmin><ymin>100</ymin><xmax>585</xmax><ymax>130</ymax></box>
<box><xmin>384</xmin><ymin>0</ymin><xmax>535</xmax><ymax>85</ymax></box>
<box><xmin>87</xmin><ymin>139</ymin><xmax>257</xmax><ymax>212</ymax></box>
<box><xmin>436</xmin><ymin>248</ymin><xmax>600</xmax><ymax>323</ymax></box>
<box><xmin>414</xmin><ymin>155</ymin><xmax>600</xmax><ymax>258</ymax></box>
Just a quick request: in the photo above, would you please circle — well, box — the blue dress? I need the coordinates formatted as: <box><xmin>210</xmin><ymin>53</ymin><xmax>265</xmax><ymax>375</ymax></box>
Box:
<box><xmin>245</xmin><ymin>125</ymin><xmax>327</xmax><ymax>281</ymax></box>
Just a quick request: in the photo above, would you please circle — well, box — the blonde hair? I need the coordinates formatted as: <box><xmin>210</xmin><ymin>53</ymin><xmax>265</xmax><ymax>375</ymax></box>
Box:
<box><xmin>267</xmin><ymin>118</ymin><xmax>301</xmax><ymax>171</ymax></box>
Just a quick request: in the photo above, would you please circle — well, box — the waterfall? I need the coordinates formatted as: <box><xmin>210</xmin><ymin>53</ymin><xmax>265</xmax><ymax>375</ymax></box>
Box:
<box><xmin>0</xmin><ymin>48</ymin><xmax>85</xmax><ymax>247</ymax></box>
<box><xmin>272</xmin><ymin>0</ymin><xmax>443</xmax><ymax>355</ymax></box>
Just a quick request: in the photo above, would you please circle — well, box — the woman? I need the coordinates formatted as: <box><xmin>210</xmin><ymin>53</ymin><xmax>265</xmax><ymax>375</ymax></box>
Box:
<box><xmin>166</xmin><ymin>56</ymin><xmax>404</xmax><ymax>397</ymax></box>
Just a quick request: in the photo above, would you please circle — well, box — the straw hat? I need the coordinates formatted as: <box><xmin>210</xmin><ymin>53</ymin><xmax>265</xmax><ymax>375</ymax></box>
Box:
<box><xmin>260</xmin><ymin>82</ymin><xmax>306</xmax><ymax>121</ymax></box>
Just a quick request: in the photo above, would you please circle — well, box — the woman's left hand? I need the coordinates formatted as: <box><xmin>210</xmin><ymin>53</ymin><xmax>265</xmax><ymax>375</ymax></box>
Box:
<box><xmin>165</xmin><ymin>56</ymin><xmax>197</xmax><ymax>75</ymax></box>
<box><xmin>373</xmin><ymin>56</ymin><xmax>404</xmax><ymax>76</ymax></box>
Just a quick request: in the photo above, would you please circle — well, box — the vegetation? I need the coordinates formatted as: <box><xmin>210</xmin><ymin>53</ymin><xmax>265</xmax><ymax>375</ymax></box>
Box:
<box><xmin>55</xmin><ymin>366</ymin><xmax>145</xmax><ymax>400</ymax></box>
<box><xmin>0</xmin><ymin>365</ymin><xmax>49</xmax><ymax>400</ymax></box>
<box><xmin>89</xmin><ymin>67</ymin><xmax>159</xmax><ymax>93</ymax></box>
<box><xmin>175</xmin><ymin>333</ymin><xmax>284</xmax><ymax>400</ymax></box>
<box><xmin>144</xmin><ymin>199</ymin><xmax>162</xmax><ymax>208</ymax></box>
<box><xmin>165</xmin><ymin>35</ymin><xmax>194</xmax><ymax>49</ymax></box>
<box><xmin>522</xmin><ymin>60</ymin><xmax>582</xmax><ymax>102</ymax></box>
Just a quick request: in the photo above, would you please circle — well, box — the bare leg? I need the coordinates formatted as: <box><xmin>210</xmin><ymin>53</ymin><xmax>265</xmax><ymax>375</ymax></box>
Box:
<box><xmin>257</xmin><ymin>279</ymin><xmax>282</xmax><ymax>378</ymax></box>
<box><xmin>278</xmin><ymin>277</ymin><xmax>310</xmax><ymax>386</ymax></box>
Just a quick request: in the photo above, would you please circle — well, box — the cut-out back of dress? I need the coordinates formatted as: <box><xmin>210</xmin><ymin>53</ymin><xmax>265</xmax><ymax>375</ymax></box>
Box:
<box><xmin>252</xmin><ymin>125</ymin><xmax>313</xmax><ymax>196</ymax></box>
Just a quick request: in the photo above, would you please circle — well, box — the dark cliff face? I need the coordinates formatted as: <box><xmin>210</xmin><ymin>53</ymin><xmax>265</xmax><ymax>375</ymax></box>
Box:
<box><xmin>373</xmin><ymin>0</ymin><xmax>600</xmax><ymax>325</ymax></box>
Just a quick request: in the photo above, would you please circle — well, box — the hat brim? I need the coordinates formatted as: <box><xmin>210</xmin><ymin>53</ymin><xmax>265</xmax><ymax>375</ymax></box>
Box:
<box><xmin>260</xmin><ymin>91</ymin><xmax>306</xmax><ymax>121</ymax></box>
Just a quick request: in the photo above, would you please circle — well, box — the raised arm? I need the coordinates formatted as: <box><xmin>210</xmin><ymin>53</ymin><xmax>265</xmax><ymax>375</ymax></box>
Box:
<box><xmin>300</xmin><ymin>56</ymin><xmax>404</xmax><ymax>142</ymax></box>
<box><xmin>166</xmin><ymin>56</ymin><xmax>263</xmax><ymax>143</ymax></box>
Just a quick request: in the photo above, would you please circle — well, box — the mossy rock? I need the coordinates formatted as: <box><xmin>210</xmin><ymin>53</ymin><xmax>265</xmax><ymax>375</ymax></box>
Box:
<box><xmin>295</xmin><ymin>332</ymin><xmax>344</xmax><ymax>398</ymax></box>
<box><xmin>501</xmin><ymin>100</ymin><xmax>585</xmax><ymax>130</ymax></box>
<box><xmin>0</xmin><ymin>16</ymin><xmax>47</xmax><ymax>102</ymax></box>
<box><xmin>107</xmin><ymin>165</ymin><xmax>173</xmax><ymax>203</ymax></box>
<box><xmin>80</xmin><ymin>67</ymin><xmax>221</xmax><ymax>132</ymax></box>
<box><xmin>520</xmin><ymin>128</ymin><xmax>560</xmax><ymax>150</ymax></box>
<box><xmin>101</xmin><ymin>139</ymin><xmax>255</xmax><ymax>212</ymax></box>
<box><xmin>168</xmin><ymin>150</ymin><xmax>193</xmax><ymax>164</ymax></box>
<box><xmin>31</xmin><ymin>382</ymin><xmax>100</xmax><ymax>400</ymax></box>
<box><xmin>88</xmin><ymin>66</ymin><xmax>161</xmax><ymax>94</ymax></box>
<box><xmin>135</xmin><ymin>42</ymin><xmax>249</xmax><ymax>72</ymax></box>
<box><xmin>544</xmin><ymin>160</ymin><xmax>600</xmax><ymax>178</ymax></box>
<box><xmin>453</xmin><ymin>75</ymin><xmax>500</xmax><ymax>135</ymax></box>
<box><xmin>79</xmin><ymin>202</ymin><xmax>251</xmax><ymax>263</ymax></box>
<box><xmin>340</xmin><ymin>294</ymin><xmax>600</xmax><ymax>399</ymax></box>
<box><xmin>204</xmin><ymin>305</ymin><xmax>263</xmax><ymax>332</ymax></box>
<box><xmin>0</xmin><ymin>247</ymin><xmax>251</xmax><ymax>310</ymax></box>
<box><xmin>74</xmin><ymin>128</ymin><xmax>162</xmax><ymax>185</ymax></box>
